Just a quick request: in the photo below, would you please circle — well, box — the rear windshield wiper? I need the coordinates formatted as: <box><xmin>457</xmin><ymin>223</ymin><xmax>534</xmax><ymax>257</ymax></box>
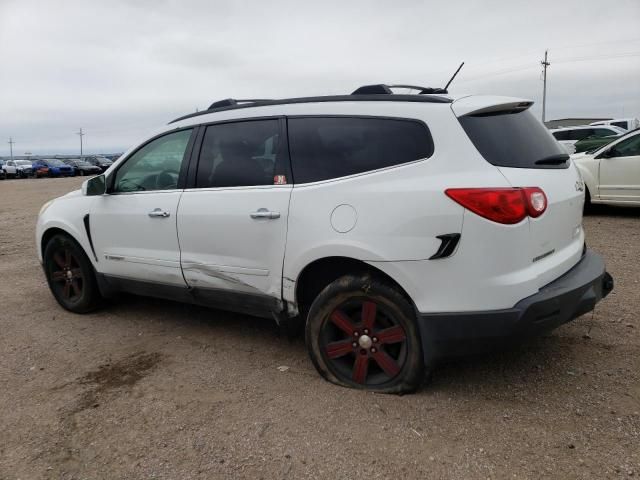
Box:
<box><xmin>535</xmin><ymin>154</ymin><xmax>569</xmax><ymax>165</ymax></box>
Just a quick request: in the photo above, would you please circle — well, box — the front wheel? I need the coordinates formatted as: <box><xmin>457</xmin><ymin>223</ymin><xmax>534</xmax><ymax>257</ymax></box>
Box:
<box><xmin>306</xmin><ymin>275</ymin><xmax>425</xmax><ymax>394</ymax></box>
<box><xmin>43</xmin><ymin>234</ymin><xmax>101</xmax><ymax>313</ymax></box>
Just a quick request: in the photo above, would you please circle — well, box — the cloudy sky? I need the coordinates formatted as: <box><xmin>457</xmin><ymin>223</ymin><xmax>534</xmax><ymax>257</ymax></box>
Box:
<box><xmin>1</xmin><ymin>0</ymin><xmax>639</xmax><ymax>155</ymax></box>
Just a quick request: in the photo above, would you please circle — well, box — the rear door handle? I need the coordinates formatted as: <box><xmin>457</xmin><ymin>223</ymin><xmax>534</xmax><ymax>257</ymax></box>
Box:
<box><xmin>250</xmin><ymin>208</ymin><xmax>280</xmax><ymax>219</ymax></box>
<box><xmin>148</xmin><ymin>208</ymin><xmax>170</xmax><ymax>218</ymax></box>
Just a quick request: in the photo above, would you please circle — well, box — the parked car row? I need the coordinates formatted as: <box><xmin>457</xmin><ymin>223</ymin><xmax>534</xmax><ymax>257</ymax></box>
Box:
<box><xmin>0</xmin><ymin>156</ymin><xmax>112</xmax><ymax>179</ymax></box>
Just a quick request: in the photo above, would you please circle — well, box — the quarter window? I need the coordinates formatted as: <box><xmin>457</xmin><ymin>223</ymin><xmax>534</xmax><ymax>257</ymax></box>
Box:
<box><xmin>196</xmin><ymin>120</ymin><xmax>282</xmax><ymax>188</ymax></box>
<box><xmin>113</xmin><ymin>129</ymin><xmax>192</xmax><ymax>192</ymax></box>
<box><xmin>288</xmin><ymin>117</ymin><xmax>433</xmax><ymax>183</ymax></box>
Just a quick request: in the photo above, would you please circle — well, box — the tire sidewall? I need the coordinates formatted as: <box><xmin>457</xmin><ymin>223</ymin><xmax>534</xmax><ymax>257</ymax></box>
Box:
<box><xmin>305</xmin><ymin>275</ymin><xmax>424</xmax><ymax>394</ymax></box>
<box><xmin>43</xmin><ymin>234</ymin><xmax>100</xmax><ymax>313</ymax></box>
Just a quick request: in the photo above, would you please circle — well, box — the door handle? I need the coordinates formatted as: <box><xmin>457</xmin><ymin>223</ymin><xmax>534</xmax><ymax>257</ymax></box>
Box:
<box><xmin>250</xmin><ymin>208</ymin><xmax>280</xmax><ymax>219</ymax></box>
<box><xmin>148</xmin><ymin>208</ymin><xmax>170</xmax><ymax>218</ymax></box>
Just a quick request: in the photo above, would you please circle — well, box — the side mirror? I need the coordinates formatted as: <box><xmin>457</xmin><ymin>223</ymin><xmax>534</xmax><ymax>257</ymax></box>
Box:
<box><xmin>83</xmin><ymin>174</ymin><xmax>106</xmax><ymax>196</ymax></box>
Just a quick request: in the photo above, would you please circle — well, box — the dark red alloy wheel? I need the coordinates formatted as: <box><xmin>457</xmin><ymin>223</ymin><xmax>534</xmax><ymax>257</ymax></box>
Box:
<box><xmin>320</xmin><ymin>299</ymin><xmax>408</xmax><ymax>386</ymax></box>
<box><xmin>49</xmin><ymin>248</ymin><xmax>84</xmax><ymax>301</ymax></box>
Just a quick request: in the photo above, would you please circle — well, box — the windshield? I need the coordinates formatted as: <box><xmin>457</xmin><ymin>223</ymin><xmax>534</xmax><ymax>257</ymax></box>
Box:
<box><xmin>48</xmin><ymin>159</ymin><xmax>65</xmax><ymax>167</ymax></box>
<box><xmin>459</xmin><ymin>109</ymin><xmax>568</xmax><ymax>169</ymax></box>
<box><xmin>16</xmin><ymin>160</ymin><xmax>32</xmax><ymax>166</ymax></box>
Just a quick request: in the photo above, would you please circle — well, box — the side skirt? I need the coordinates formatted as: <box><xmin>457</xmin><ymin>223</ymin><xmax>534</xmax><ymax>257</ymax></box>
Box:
<box><xmin>96</xmin><ymin>274</ymin><xmax>280</xmax><ymax>319</ymax></box>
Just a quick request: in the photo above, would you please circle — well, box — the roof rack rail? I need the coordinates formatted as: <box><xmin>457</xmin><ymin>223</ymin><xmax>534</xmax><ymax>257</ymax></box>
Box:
<box><xmin>351</xmin><ymin>84</ymin><xmax>448</xmax><ymax>95</ymax></box>
<box><xmin>169</xmin><ymin>92</ymin><xmax>453</xmax><ymax>124</ymax></box>
<box><xmin>208</xmin><ymin>98</ymin><xmax>272</xmax><ymax>109</ymax></box>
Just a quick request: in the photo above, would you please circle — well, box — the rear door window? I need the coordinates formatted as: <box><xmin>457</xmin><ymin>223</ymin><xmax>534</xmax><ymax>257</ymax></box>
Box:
<box><xmin>196</xmin><ymin>120</ymin><xmax>284</xmax><ymax>188</ymax></box>
<box><xmin>459</xmin><ymin>109</ymin><xmax>568</xmax><ymax>169</ymax></box>
<box><xmin>287</xmin><ymin>117</ymin><xmax>433</xmax><ymax>183</ymax></box>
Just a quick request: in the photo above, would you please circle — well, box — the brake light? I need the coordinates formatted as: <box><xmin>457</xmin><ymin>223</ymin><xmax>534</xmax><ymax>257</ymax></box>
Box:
<box><xmin>445</xmin><ymin>187</ymin><xmax>547</xmax><ymax>224</ymax></box>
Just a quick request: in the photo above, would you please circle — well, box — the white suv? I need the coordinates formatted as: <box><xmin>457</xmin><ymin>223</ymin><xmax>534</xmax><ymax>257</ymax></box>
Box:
<box><xmin>36</xmin><ymin>86</ymin><xmax>613</xmax><ymax>393</ymax></box>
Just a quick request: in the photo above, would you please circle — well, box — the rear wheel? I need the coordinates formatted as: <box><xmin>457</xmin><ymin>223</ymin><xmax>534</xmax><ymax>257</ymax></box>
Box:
<box><xmin>44</xmin><ymin>234</ymin><xmax>101</xmax><ymax>313</ymax></box>
<box><xmin>306</xmin><ymin>275</ymin><xmax>424</xmax><ymax>394</ymax></box>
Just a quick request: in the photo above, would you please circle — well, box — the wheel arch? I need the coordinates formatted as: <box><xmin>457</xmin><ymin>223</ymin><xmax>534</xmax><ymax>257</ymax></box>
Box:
<box><xmin>293</xmin><ymin>256</ymin><xmax>416</xmax><ymax>316</ymax></box>
<box><xmin>40</xmin><ymin>227</ymin><xmax>84</xmax><ymax>259</ymax></box>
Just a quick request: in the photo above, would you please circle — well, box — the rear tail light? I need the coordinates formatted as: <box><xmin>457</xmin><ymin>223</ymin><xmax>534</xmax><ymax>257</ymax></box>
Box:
<box><xmin>523</xmin><ymin>187</ymin><xmax>547</xmax><ymax>218</ymax></box>
<box><xmin>445</xmin><ymin>187</ymin><xmax>547</xmax><ymax>224</ymax></box>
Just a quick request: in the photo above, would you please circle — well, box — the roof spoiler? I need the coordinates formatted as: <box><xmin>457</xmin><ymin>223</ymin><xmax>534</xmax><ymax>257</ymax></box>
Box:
<box><xmin>451</xmin><ymin>97</ymin><xmax>534</xmax><ymax>117</ymax></box>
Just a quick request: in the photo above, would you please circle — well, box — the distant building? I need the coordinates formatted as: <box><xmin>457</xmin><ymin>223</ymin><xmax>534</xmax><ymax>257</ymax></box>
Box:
<box><xmin>545</xmin><ymin>117</ymin><xmax>611</xmax><ymax>129</ymax></box>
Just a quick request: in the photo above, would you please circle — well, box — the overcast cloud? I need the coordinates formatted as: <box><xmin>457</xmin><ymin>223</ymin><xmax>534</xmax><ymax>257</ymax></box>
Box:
<box><xmin>0</xmin><ymin>0</ymin><xmax>639</xmax><ymax>155</ymax></box>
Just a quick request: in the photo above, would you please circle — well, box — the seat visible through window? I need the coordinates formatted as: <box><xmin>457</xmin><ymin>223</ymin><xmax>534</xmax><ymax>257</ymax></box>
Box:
<box><xmin>196</xmin><ymin>120</ymin><xmax>281</xmax><ymax>188</ymax></box>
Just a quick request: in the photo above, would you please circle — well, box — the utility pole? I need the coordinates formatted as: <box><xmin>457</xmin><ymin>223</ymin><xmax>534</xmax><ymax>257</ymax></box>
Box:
<box><xmin>8</xmin><ymin>137</ymin><xmax>15</xmax><ymax>160</ymax></box>
<box><xmin>541</xmin><ymin>50</ymin><xmax>550</xmax><ymax>124</ymax></box>
<box><xmin>76</xmin><ymin>128</ymin><xmax>85</xmax><ymax>156</ymax></box>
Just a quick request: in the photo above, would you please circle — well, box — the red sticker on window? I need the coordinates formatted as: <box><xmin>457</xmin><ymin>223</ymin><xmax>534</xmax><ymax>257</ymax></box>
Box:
<box><xmin>274</xmin><ymin>175</ymin><xmax>287</xmax><ymax>185</ymax></box>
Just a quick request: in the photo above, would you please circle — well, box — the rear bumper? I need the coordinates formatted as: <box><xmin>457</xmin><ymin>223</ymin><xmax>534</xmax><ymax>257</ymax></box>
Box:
<box><xmin>419</xmin><ymin>249</ymin><xmax>613</xmax><ymax>358</ymax></box>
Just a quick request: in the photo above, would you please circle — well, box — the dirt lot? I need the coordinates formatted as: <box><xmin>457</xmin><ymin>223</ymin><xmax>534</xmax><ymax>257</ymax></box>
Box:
<box><xmin>0</xmin><ymin>177</ymin><xmax>638</xmax><ymax>479</ymax></box>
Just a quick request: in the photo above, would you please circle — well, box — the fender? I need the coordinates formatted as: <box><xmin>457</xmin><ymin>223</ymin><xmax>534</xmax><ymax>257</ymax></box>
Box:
<box><xmin>36</xmin><ymin>192</ymin><xmax>97</xmax><ymax>268</ymax></box>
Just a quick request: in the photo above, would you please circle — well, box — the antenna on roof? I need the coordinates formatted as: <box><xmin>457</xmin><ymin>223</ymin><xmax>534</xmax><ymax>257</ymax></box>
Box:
<box><xmin>443</xmin><ymin>62</ymin><xmax>464</xmax><ymax>92</ymax></box>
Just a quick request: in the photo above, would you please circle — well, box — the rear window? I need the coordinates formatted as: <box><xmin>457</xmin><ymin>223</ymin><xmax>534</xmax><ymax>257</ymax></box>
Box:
<box><xmin>288</xmin><ymin>117</ymin><xmax>433</xmax><ymax>183</ymax></box>
<box><xmin>612</xmin><ymin>121</ymin><xmax>627</xmax><ymax>129</ymax></box>
<box><xmin>459</xmin><ymin>109</ymin><xmax>568</xmax><ymax>169</ymax></box>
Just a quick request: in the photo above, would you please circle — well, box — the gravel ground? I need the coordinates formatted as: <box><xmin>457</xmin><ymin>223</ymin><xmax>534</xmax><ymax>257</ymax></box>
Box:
<box><xmin>0</xmin><ymin>177</ymin><xmax>638</xmax><ymax>479</ymax></box>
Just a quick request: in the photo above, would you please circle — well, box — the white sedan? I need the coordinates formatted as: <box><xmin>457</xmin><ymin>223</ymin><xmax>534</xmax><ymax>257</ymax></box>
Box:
<box><xmin>571</xmin><ymin>129</ymin><xmax>640</xmax><ymax>208</ymax></box>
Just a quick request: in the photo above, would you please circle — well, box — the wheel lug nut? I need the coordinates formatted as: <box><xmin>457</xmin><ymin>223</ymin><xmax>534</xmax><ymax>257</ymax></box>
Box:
<box><xmin>363</xmin><ymin>329</ymin><xmax>369</xmax><ymax>334</ymax></box>
<box><xmin>352</xmin><ymin>342</ymin><xmax>357</xmax><ymax>348</ymax></box>
<box><xmin>372</xmin><ymin>337</ymin><xmax>378</xmax><ymax>343</ymax></box>
<box><xmin>371</xmin><ymin>347</ymin><xmax>377</xmax><ymax>353</ymax></box>
<box><xmin>353</xmin><ymin>332</ymin><xmax>359</xmax><ymax>337</ymax></box>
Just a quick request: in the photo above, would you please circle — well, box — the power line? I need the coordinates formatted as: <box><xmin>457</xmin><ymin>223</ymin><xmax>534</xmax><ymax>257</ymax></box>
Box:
<box><xmin>541</xmin><ymin>50</ymin><xmax>550</xmax><ymax>123</ymax></box>
<box><xmin>8</xmin><ymin>137</ymin><xmax>15</xmax><ymax>160</ymax></box>
<box><xmin>76</xmin><ymin>128</ymin><xmax>85</xmax><ymax>156</ymax></box>
<box><xmin>456</xmin><ymin>51</ymin><xmax>640</xmax><ymax>85</ymax></box>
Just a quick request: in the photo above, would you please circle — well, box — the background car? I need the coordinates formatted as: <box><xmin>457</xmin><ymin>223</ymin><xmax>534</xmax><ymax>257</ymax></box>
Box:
<box><xmin>0</xmin><ymin>160</ymin><xmax>18</xmax><ymax>178</ymax></box>
<box><xmin>574</xmin><ymin>134</ymin><xmax>621</xmax><ymax>153</ymax></box>
<box><xmin>550</xmin><ymin>125</ymin><xmax>626</xmax><ymax>154</ymax></box>
<box><xmin>33</xmin><ymin>162</ymin><xmax>49</xmax><ymax>178</ymax></box>
<box><xmin>61</xmin><ymin>158</ymin><xmax>102</xmax><ymax>176</ymax></box>
<box><xmin>31</xmin><ymin>159</ymin><xmax>74</xmax><ymax>177</ymax></box>
<box><xmin>0</xmin><ymin>165</ymin><xmax>5</xmax><ymax>180</ymax></box>
<box><xmin>12</xmin><ymin>159</ymin><xmax>35</xmax><ymax>178</ymax></box>
<box><xmin>571</xmin><ymin>128</ymin><xmax>640</xmax><ymax>209</ymax></box>
<box><xmin>590</xmin><ymin>118</ymin><xmax>640</xmax><ymax>131</ymax></box>
<box><xmin>82</xmin><ymin>155</ymin><xmax>113</xmax><ymax>172</ymax></box>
